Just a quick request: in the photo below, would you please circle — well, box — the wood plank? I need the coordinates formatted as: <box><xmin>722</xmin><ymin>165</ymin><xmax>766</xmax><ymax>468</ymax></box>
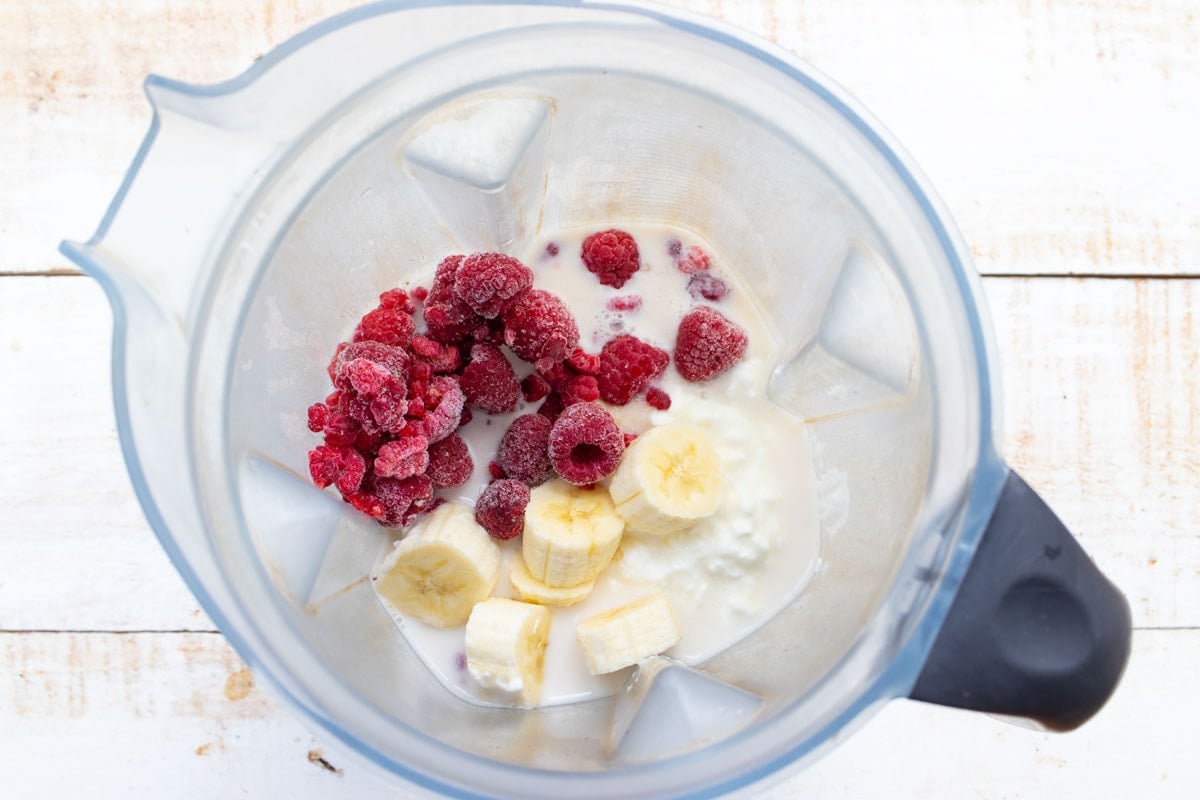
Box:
<box><xmin>4</xmin><ymin>0</ymin><xmax>1196</xmax><ymax>276</ymax></box>
<box><xmin>0</xmin><ymin>628</ymin><xmax>1193</xmax><ymax>798</ymax></box>
<box><xmin>1</xmin><ymin>275</ymin><xmax>1196</xmax><ymax>631</ymax></box>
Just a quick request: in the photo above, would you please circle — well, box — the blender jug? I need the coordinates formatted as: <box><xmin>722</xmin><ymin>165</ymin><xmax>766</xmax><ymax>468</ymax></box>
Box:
<box><xmin>60</xmin><ymin>2</ymin><xmax>1131</xmax><ymax>797</ymax></box>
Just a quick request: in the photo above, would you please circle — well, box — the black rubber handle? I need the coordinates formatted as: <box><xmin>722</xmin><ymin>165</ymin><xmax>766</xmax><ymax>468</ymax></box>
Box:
<box><xmin>910</xmin><ymin>471</ymin><xmax>1131</xmax><ymax>730</ymax></box>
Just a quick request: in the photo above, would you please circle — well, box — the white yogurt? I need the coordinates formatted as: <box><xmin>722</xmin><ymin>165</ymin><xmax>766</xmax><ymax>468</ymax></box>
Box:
<box><xmin>373</xmin><ymin>225</ymin><xmax>821</xmax><ymax>706</ymax></box>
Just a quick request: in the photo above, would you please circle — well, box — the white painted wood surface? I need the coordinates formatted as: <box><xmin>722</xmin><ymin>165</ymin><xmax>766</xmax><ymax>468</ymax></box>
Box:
<box><xmin>1</xmin><ymin>0</ymin><xmax>1196</xmax><ymax>798</ymax></box>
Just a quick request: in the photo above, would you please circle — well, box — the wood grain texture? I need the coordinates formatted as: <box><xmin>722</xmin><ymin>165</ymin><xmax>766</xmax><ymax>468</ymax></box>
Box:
<box><xmin>1</xmin><ymin>275</ymin><xmax>1195</xmax><ymax>631</ymax></box>
<box><xmin>3</xmin><ymin>0</ymin><xmax>1196</xmax><ymax>275</ymax></box>
<box><xmin>0</xmin><ymin>629</ymin><xmax>1194</xmax><ymax>798</ymax></box>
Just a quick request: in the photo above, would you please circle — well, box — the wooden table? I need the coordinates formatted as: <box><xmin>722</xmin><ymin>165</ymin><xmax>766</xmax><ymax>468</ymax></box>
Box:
<box><xmin>2</xmin><ymin>1</ymin><xmax>1196</xmax><ymax>796</ymax></box>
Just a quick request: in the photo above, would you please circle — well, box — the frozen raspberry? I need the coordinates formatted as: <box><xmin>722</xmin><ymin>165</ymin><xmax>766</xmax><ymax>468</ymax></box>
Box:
<box><xmin>459</xmin><ymin>343</ymin><xmax>520</xmax><ymax>414</ymax></box>
<box><xmin>429</xmin><ymin>254</ymin><xmax>464</xmax><ymax>301</ymax></box>
<box><xmin>368</xmin><ymin>388</ymin><xmax>410</xmax><ymax>434</ymax></box>
<box><xmin>374</xmin><ymin>433</ymin><xmax>431</xmax><ymax>480</ymax></box>
<box><xmin>379</xmin><ymin>288</ymin><xmax>416</xmax><ymax>313</ymax></box>
<box><xmin>676</xmin><ymin>245</ymin><xmax>711</xmax><ymax>274</ymax></box>
<box><xmin>567</xmin><ymin>348</ymin><xmax>601</xmax><ymax>375</ymax></box>
<box><xmin>307</xmin><ymin>402</ymin><xmax>329</xmax><ymax>433</ymax></box>
<box><xmin>596</xmin><ymin>334</ymin><xmax>670</xmax><ymax>405</ymax></box>
<box><xmin>410</xmin><ymin>361</ymin><xmax>433</xmax><ymax>384</ymax></box>
<box><xmin>453</xmin><ymin>252</ymin><xmax>534</xmax><ymax>318</ymax></box>
<box><xmin>548</xmin><ymin>403</ymin><xmax>625</xmax><ymax>486</ymax></box>
<box><xmin>645</xmin><ymin>387</ymin><xmax>671</xmax><ymax>410</ymax></box>
<box><xmin>562</xmin><ymin>374</ymin><xmax>600</xmax><ymax>405</ymax></box>
<box><xmin>333</xmin><ymin>341</ymin><xmax>409</xmax><ymax>385</ymax></box>
<box><xmin>537</xmin><ymin>392</ymin><xmax>566</xmax><ymax>423</ymax></box>
<box><xmin>674</xmin><ymin>307</ymin><xmax>748</xmax><ymax>382</ymax></box>
<box><xmin>496</xmin><ymin>414</ymin><xmax>553</xmax><ymax>487</ymax></box>
<box><xmin>354</xmin><ymin>305</ymin><xmax>416</xmax><ymax>348</ymax></box>
<box><xmin>367</xmin><ymin>474</ymin><xmax>435</xmax><ymax>527</ymax></box>
<box><xmin>475</xmin><ymin>479</ymin><xmax>530</xmax><ymax>541</ymax></box>
<box><xmin>687</xmin><ymin>272</ymin><xmax>729</xmax><ymax>302</ymax></box>
<box><xmin>581</xmin><ymin>229</ymin><xmax>640</xmax><ymax>288</ymax></box>
<box><xmin>354</xmin><ymin>430</ymin><xmax>384</xmax><ymax>455</ymax></box>
<box><xmin>606</xmin><ymin>295</ymin><xmax>642</xmax><ymax>313</ymax></box>
<box><xmin>426</xmin><ymin>434</ymin><xmax>473</xmax><ymax>488</ymax></box>
<box><xmin>342</xmin><ymin>357</ymin><xmax>394</xmax><ymax>397</ymax></box>
<box><xmin>321</xmin><ymin>411</ymin><xmax>360</xmax><ymax>448</ymax></box>
<box><xmin>521</xmin><ymin>373</ymin><xmax>550</xmax><ymax>403</ymax></box>
<box><xmin>410</xmin><ymin>335</ymin><xmax>462</xmax><ymax>374</ymax></box>
<box><xmin>503</xmin><ymin>290</ymin><xmax>580</xmax><ymax>367</ymax></box>
<box><xmin>412</xmin><ymin>285</ymin><xmax>429</xmax><ymax>303</ymax></box>
<box><xmin>420</xmin><ymin>375</ymin><xmax>466</xmax><ymax>443</ymax></box>
<box><xmin>423</xmin><ymin>297</ymin><xmax>479</xmax><ymax>344</ymax></box>
<box><xmin>308</xmin><ymin>445</ymin><xmax>366</xmax><ymax>495</ymax></box>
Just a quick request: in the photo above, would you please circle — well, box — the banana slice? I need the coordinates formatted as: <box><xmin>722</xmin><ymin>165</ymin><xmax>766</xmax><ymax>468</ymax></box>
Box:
<box><xmin>375</xmin><ymin>502</ymin><xmax>500</xmax><ymax>628</ymax></box>
<box><xmin>465</xmin><ymin>598</ymin><xmax>551</xmax><ymax>707</ymax></box>
<box><xmin>607</xmin><ymin>422</ymin><xmax>721</xmax><ymax>536</ymax></box>
<box><xmin>576</xmin><ymin>592</ymin><xmax>681</xmax><ymax>675</ymax></box>
<box><xmin>509</xmin><ymin>557</ymin><xmax>595</xmax><ymax>607</ymax></box>
<box><xmin>522</xmin><ymin>480</ymin><xmax>624</xmax><ymax>588</ymax></box>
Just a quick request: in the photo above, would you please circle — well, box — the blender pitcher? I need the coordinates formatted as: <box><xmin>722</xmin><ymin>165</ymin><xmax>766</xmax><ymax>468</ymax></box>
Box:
<box><xmin>61</xmin><ymin>2</ymin><xmax>1131</xmax><ymax>797</ymax></box>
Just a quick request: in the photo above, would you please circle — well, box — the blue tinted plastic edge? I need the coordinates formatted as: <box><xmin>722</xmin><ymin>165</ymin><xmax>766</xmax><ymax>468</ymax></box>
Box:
<box><xmin>59</xmin><ymin>0</ymin><xmax>1006</xmax><ymax>796</ymax></box>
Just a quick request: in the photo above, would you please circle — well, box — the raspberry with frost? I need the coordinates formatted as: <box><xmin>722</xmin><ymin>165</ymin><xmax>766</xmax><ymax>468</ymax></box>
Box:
<box><xmin>674</xmin><ymin>307</ymin><xmax>748</xmax><ymax>382</ymax></box>
<box><xmin>459</xmin><ymin>343</ymin><xmax>520</xmax><ymax>414</ymax></box>
<box><xmin>453</xmin><ymin>252</ymin><xmax>533</xmax><ymax>318</ymax></box>
<box><xmin>423</xmin><ymin>297</ymin><xmax>480</xmax><ymax>344</ymax></box>
<box><xmin>595</xmin><ymin>334</ymin><xmax>670</xmax><ymax>405</ymax></box>
<box><xmin>496</xmin><ymin>414</ymin><xmax>553</xmax><ymax>487</ymax></box>
<box><xmin>426</xmin><ymin>434</ymin><xmax>473</xmax><ymax>488</ymax></box>
<box><xmin>675</xmin><ymin>245</ymin><xmax>711</xmax><ymax>275</ymax></box>
<box><xmin>365</xmin><ymin>474</ymin><xmax>434</xmax><ymax>527</ymax></box>
<box><xmin>374</xmin><ymin>433</ymin><xmax>430</xmax><ymax>480</ymax></box>
<box><xmin>547</xmin><ymin>402</ymin><xmax>625</xmax><ymax>486</ymax></box>
<box><xmin>475</xmin><ymin>479</ymin><xmax>531</xmax><ymax>541</ymax></box>
<box><xmin>332</xmin><ymin>341</ymin><xmax>409</xmax><ymax>386</ymax></box>
<box><xmin>687</xmin><ymin>272</ymin><xmax>729</xmax><ymax>302</ymax></box>
<box><xmin>537</xmin><ymin>392</ymin><xmax>566</xmax><ymax>423</ymax></box>
<box><xmin>354</xmin><ymin>305</ymin><xmax>415</xmax><ymax>347</ymax></box>
<box><xmin>581</xmin><ymin>229</ymin><xmax>640</xmax><ymax>288</ymax></box>
<box><xmin>567</xmin><ymin>348</ymin><xmax>601</xmax><ymax>375</ymax></box>
<box><xmin>562</xmin><ymin>374</ymin><xmax>600</xmax><ymax>405</ymax></box>
<box><xmin>420</xmin><ymin>375</ymin><xmax>466</xmax><ymax>443</ymax></box>
<box><xmin>502</xmin><ymin>289</ymin><xmax>580</xmax><ymax>368</ymax></box>
<box><xmin>307</xmin><ymin>402</ymin><xmax>329</xmax><ymax>433</ymax></box>
<box><xmin>410</xmin><ymin>335</ymin><xmax>462</xmax><ymax>374</ymax></box>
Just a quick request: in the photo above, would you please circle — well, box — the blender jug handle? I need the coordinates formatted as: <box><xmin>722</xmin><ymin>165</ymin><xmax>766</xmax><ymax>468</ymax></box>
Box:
<box><xmin>909</xmin><ymin>470</ymin><xmax>1131</xmax><ymax>730</ymax></box>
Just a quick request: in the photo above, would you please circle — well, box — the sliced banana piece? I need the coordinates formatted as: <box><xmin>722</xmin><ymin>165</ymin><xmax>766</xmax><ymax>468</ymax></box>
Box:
<box><xmin>509</xmin><ymin>557</ymin><xmax>595</xmax><ymax>607</ymax></box>
<box><xmin>375</xmin><ymin>502</ymin><xmax>500</xmax><ymax>628</ymax></box>
<box><xmin>576</xmin><ymin>592</ymin><xmax>681</xmax><ymax>675</ymax></box>
<box><xmin>608</xmin><ymin>422</ymin><xmax>721</xmax><ymax>536</ymax></box>
<box><xmin>465</xmin><ymin>598</ymin><xmax>551</xmax><ymax>707</ymax></box>
<box><xmin>523</xmin><ymin>480</ymin><xmax>625</xmax><ymax>588</ymax></box>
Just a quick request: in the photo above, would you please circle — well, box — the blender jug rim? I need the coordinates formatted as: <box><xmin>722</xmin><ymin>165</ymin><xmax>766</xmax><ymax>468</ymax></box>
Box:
<box><xmin>61</xmin><ymin>1</ymin><xmax>1005</xmax><ymax>796</ymax></box>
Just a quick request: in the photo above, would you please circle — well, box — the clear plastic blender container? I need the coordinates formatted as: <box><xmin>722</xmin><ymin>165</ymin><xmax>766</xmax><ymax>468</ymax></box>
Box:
<box><xmin>61</xmin><ymin>2</ymin><xmax>1130</xmax><ymax>797</ymax></box>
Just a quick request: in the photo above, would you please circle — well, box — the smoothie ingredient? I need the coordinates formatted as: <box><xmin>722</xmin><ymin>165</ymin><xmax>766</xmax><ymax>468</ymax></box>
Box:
<box><xmin>354</xmin><ymin>474</ymin><xmax>434</xmax><ymax>527</ymax></box>
<box><xmin>576</xmin><ymin>592</ymin><xmax>681</xmax><ymax>675</ymax></box>
<box><xmin>644</xmin><ymin>387</ymin><xmax>672</xmax><ymax>410</ymax></box>
<box><xmin>608</xmin><ymin>422</ymin><xmax>722</xmax><ymax>536</ymax></box>
<box><xmin>522</xmin><ymin>481</ymin><xmax>624</xmax><ymax>587</ymax></box>
<box><xmin>458</xmin><ymin>343</ymin><xmax>520</xmax><ymax>414</ymax></box>
<box><xmin>475</xmin><ymin>479</ymin><xmax>531</xmax><ymax>542</ymax></box>
<box><xmin>354</xmin><ymin>302</ymin><xmax>416</xmax><ymax>348</ymax></box>
<box><xmin>453</xmin><ymin>252</ymin><xmax>533</xmax><ymax>318</ymax></box>
<box><xmin>674</xmin><ymin>307</ymin><xmax>749</xmax><ymax>382</ymax></box>
<box><xmin>496</xmin><ymin>414</ymin><xmax>554</xmax><ymax>487</ymax></box>
<box><xmin>374</xmin><ymin>434</ymin><xmax>431</xmax><ymax>480</ymax></box>
<box><xmin>509</xmin><ymin>558</ymin><xmax>595</xmax><ymax>607</ymax></box>
<box><xmin>547</xmin><ymin>402</ymin><xmax>626</xmax><ymax>485</ymax></box>
<box><xmin>375</xmin><ymin>502</ymin><xmax>500</xmax><ymax>627</ymax></box>
<box><xmin>687</xmin><ymin>272</ymin><xmax>729</xmax><ymax>302</ymax></box>
<box><xmin>502</xmin><ymin>289</ymin><xmax>581</xmax><ymax>368</ymax></box>
<box><xmin>425</xmin><ymin>434</ymin><xmax>473</xmax><ymax>488</ymax></box>
<box><xmin>520</xmin><ymin>372</ymin><xmax>550</xmax><ymax>403</ymax></box>
<box><xmin>581</xmin><ymin>228</ymin><xmax>640</xmax><ymax>288</ymax></box>
<box><xmin>595</xmin><ymin>334</ymin><xmax>671</xmax><ymax>406</ymax></box>
<box><xmin>418</xmin><ymin>375</ymin><xmax>467</xmax><ymax>444</ymax></box>
<box><xmin>464</xmin><ymin>598</ymin><xmax>550</xmax><ymax>707</ymax></box>
<box><xmin>566</xmin><ymin>347</ymin><xmax>601</xmax><ymax>375</ymax></box>
<box><xmin>674</xmin><ymin>244</ymin><xmax>711</xmax><ymax>274</ymax></box>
